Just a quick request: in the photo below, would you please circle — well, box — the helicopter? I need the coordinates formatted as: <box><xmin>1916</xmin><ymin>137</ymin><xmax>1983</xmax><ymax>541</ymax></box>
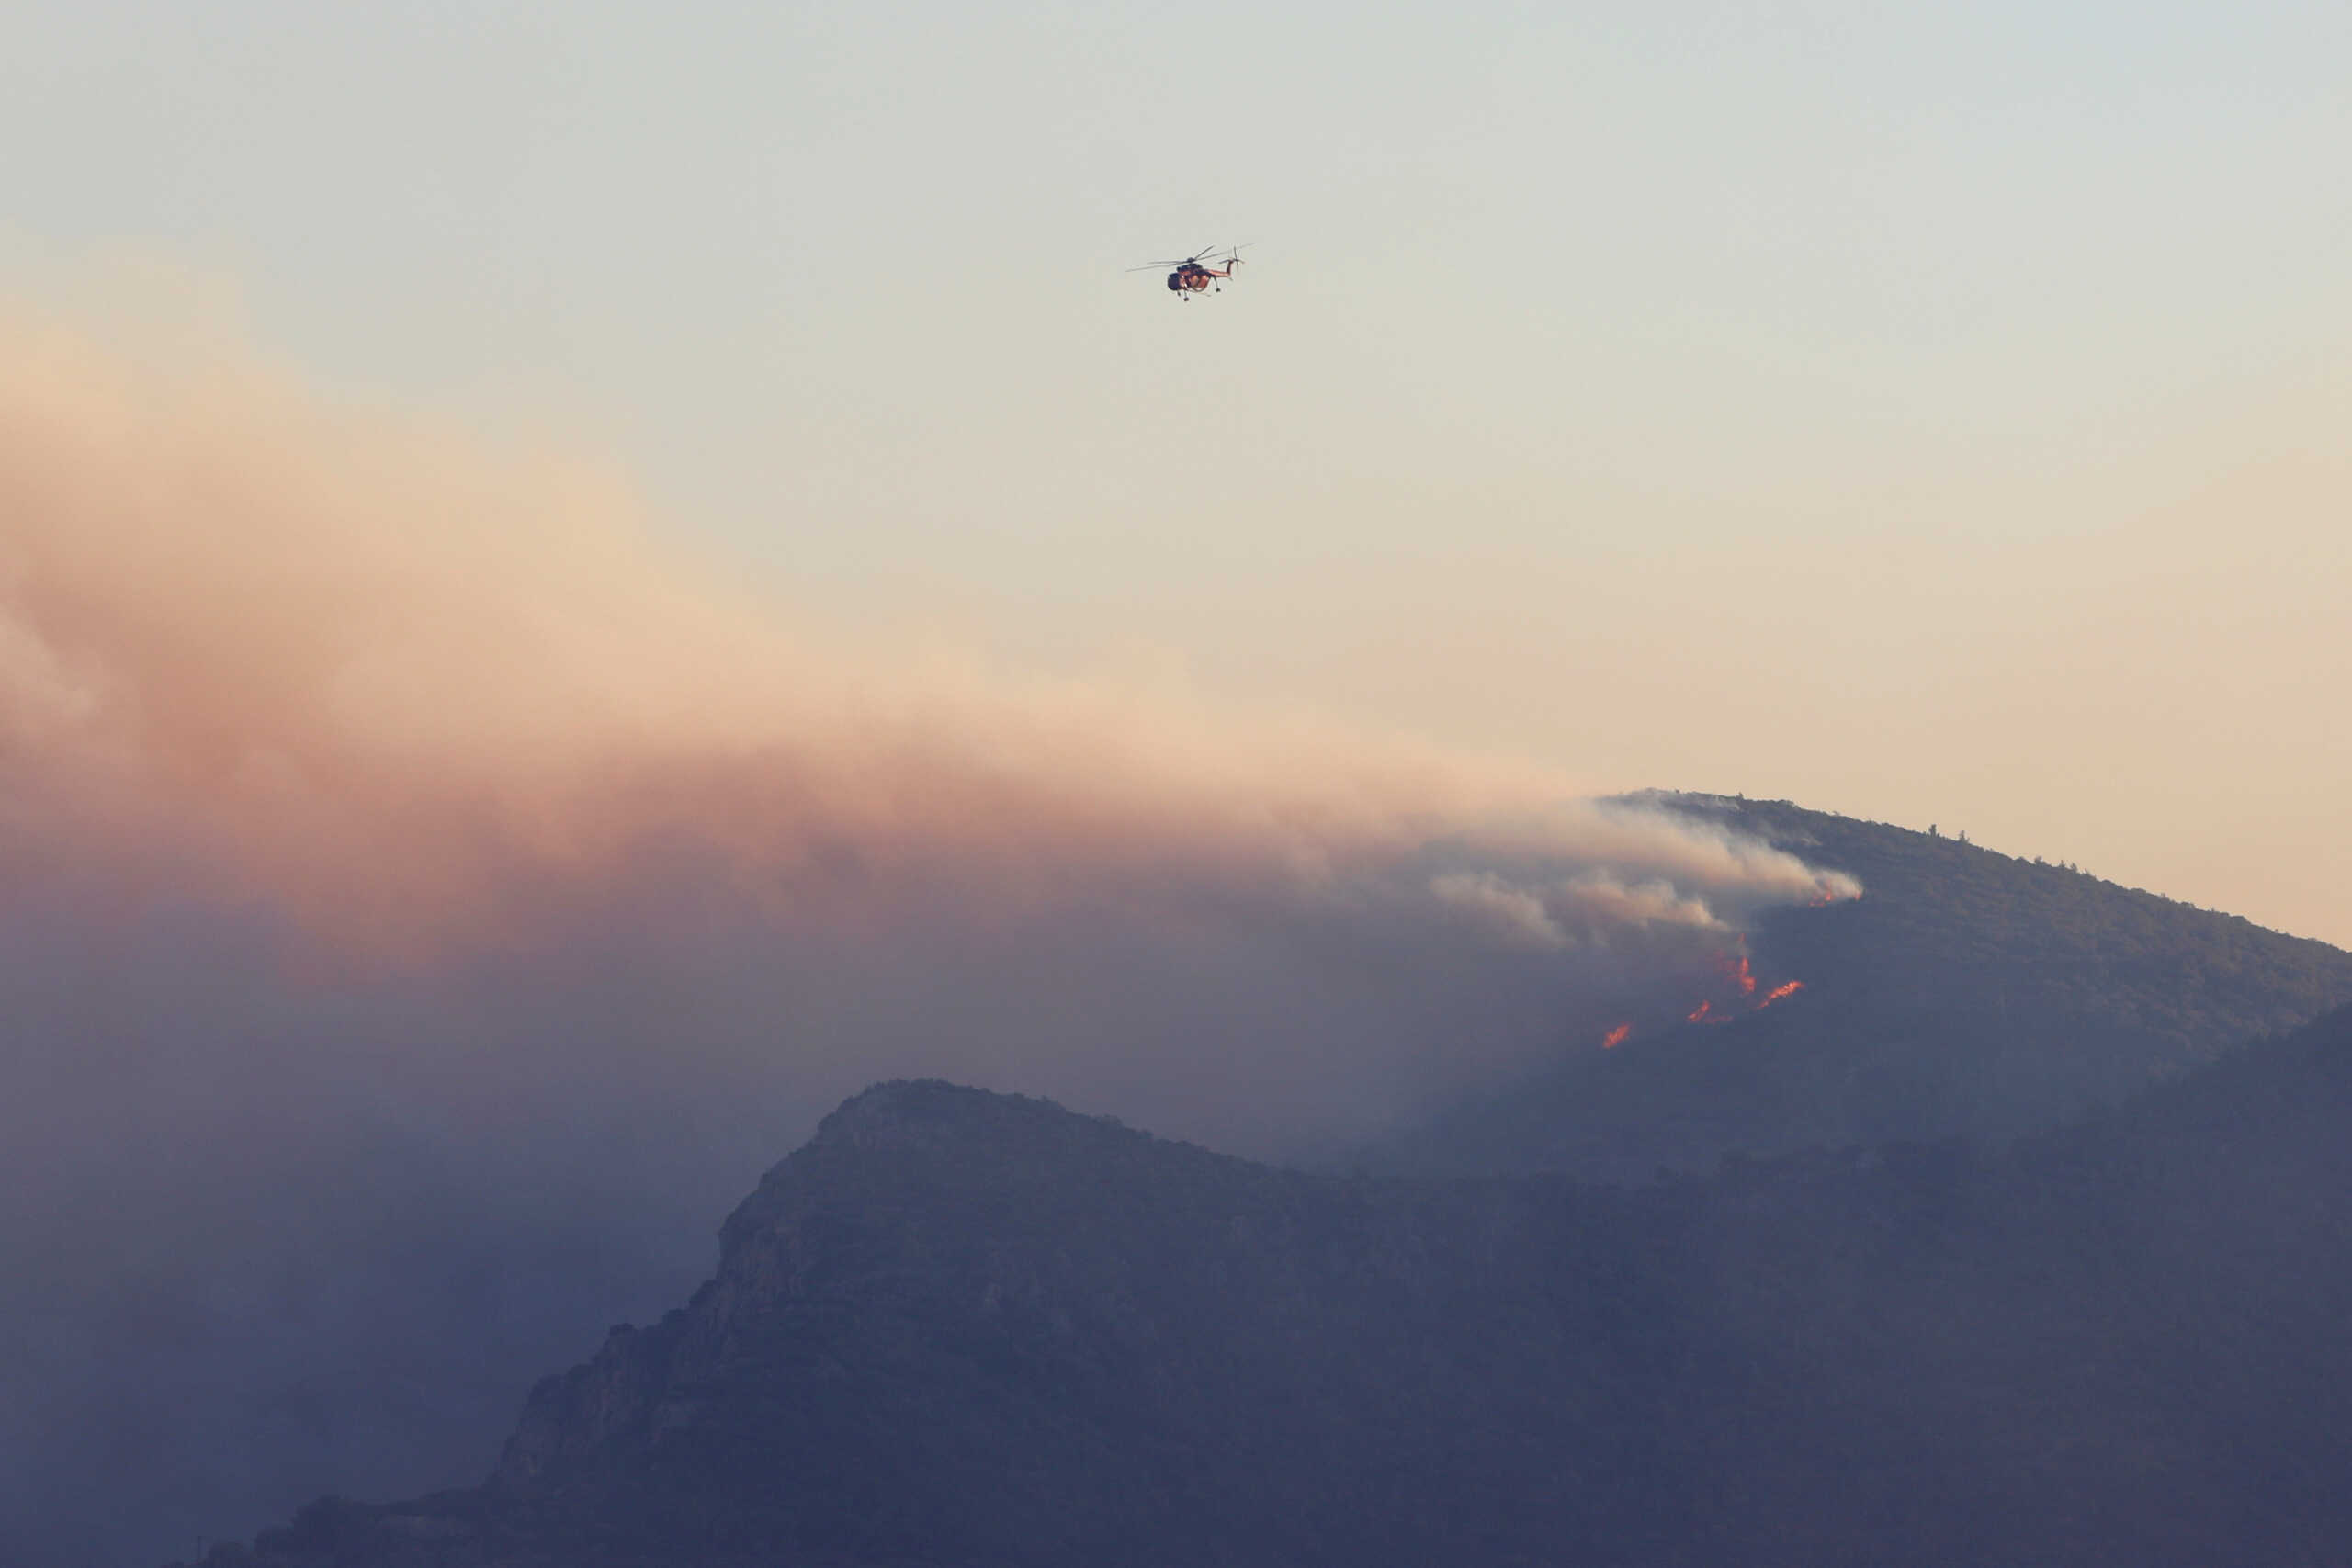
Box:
<box><xmin>1129</xmin><ymin>244</ymin><xmax>1251</xmax><ymax>299</ymax></box>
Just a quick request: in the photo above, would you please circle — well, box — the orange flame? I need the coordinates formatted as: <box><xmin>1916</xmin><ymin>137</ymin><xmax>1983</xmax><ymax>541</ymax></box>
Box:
<box><xmin>1676</xmin><ymin>966</ymin><xmax>1807</xmax><ymax>1029</ymax></box>
<box><xmin>1659</xmin><ymin>944</ymin><xmax>1810</xmax><ymax>1036</ymax></box>
<box><xmin>1721</xmin><ymin>949</ymin><xmax>1758</xmax><ymax>998</ymax></box>
<box><xmin>1600</xmin><ymin>1022</ymin><xmax>1632</xmax><ymax>1050</ymax></box>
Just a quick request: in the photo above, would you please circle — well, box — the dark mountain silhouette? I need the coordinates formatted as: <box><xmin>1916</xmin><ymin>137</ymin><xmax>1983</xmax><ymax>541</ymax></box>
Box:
<box><xmin>1362</xmin><ymin>793</ymin><xmax>2352</xmax><ymax>1179</ymax></box>
<box><xmin>196</xmin><ymin>1006</ymin><xmax>2352</xmax><ymax>1567</ymax></box>
<box><xmin>116</xmin><ymin>797</ymin><xmax>2352</xmax><ymax>1566</ymax></box>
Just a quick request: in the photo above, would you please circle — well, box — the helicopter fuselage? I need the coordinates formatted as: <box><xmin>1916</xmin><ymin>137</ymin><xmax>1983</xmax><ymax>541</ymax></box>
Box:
<box><xmin>1139</xmin><ymin>247</ymin><xmax>1245</xmax><ymax>299</ymax></box>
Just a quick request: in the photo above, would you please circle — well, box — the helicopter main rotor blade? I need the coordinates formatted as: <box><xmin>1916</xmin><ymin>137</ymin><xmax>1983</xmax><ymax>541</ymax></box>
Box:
<box><xmin>1126</xmin><ymin>243</ymin><xmax>1250</xmax><ymax>273</ymax></box>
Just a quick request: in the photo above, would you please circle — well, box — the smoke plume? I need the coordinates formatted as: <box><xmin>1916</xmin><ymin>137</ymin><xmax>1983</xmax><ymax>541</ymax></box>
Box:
<box><xmin>0</xmin><ymin>310</ymin><xmax>1851</xmax><ymax>1563</ymax></box>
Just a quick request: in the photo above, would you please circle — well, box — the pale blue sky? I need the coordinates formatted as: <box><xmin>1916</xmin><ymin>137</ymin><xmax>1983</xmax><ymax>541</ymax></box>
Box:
<box><xmin>5</xmin><ymin>0</ymin><xmax>2348</xmax><ymax>936</ymax></box>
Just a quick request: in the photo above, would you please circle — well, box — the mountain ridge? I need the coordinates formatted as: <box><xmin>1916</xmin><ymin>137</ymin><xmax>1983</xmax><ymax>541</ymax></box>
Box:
<box><xmin>192</xmin><ymin>998</ymin><xmax>2352</xmax><ymax>1566</ymax></box>
<box><xmin>1356</xmin><ymin>792</ymin><xmax>2352</xmax><ymax>1179</ymax></box>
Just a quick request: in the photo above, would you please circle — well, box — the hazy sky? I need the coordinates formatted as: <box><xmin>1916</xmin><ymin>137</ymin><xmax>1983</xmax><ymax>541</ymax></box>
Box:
<box><xmin>4</xmin><ymin>0</ymin><xmax>2346</xmax><ymax>946</ymax></box>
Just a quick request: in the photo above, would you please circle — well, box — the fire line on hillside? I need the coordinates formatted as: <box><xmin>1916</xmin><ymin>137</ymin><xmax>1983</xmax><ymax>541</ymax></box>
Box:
<box><xmin>1600</xmin><ymin>940</ymin><xmax>1810</xmax><ymax>1049</ymax></box>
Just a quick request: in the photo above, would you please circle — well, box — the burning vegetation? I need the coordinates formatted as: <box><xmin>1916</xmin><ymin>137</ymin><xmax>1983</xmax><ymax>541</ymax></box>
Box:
<box><xmin>1600</xmin><ymin>940</ymin><xmax>1809</xmax><ymax>1049</ymax></box>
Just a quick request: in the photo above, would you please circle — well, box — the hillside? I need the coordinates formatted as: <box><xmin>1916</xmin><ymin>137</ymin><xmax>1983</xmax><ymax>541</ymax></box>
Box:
<box><xmin>197</xmin><ymin>1011</ymin><xmax>2352</xmax><ymax>1567</ymax></box>
<box><xmin>1361</xmin><ymin>793</ymin><xmax>2352</xmax><ymax>1178</ymax></box>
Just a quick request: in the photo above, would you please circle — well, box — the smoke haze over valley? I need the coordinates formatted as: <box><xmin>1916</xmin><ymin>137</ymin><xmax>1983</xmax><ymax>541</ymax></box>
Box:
<box><xmin>5</xmin><ymin>310</ymin><xmax>2346</xmax><ymax>1565</ymax></box>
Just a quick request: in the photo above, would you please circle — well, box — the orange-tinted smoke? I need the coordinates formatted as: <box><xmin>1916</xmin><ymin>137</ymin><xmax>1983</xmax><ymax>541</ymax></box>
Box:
<box><xmin>0</xmin><ymin>310</ymin><xmax>1860</xmax><ymax>964</ymax></box>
